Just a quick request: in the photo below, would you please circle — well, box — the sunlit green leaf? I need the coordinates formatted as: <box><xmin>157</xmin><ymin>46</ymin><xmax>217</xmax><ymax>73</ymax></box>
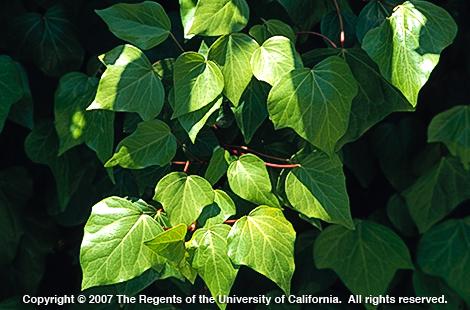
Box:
<box><xmin>199</xmin><ymin>189</ymin><xmax>236</xmax><ymax>228</ymax></box>
<box><xmin>154</xmin><ymin>172</ymin><xmax>214</xmax><ymax>226</ymax></box>
<box><xmin>188</xmin><ymin>0</ymin><xmax>249</xmax><ymax>37</ymax></box>
<box><xmin>267</xmin><ymin>56</ymin><xmax>357</xmax><ymax>154</ymax></box>
<box><xmin>362</xmin><ymin>0</ymin><xmax>457</xmax><ymax>106</ymax></box>
<box><xmin>189</xmin><ymin>224</ymin><xmax>238</xmax><ymax>309</ymax></box>
<box><xmin>88</xmin><ymin>45</ymin><xmax>165</xmax><ymax>120</ymax></box>
<box><xmin>251</xmin><ymin>36</ymin><xmax>303</xmax><ymax>86</ymax></box>
<box><xmin>249</xmin><ymin>19</ymin><xmax>296</xmax><ymax>44</ymax></box>
<box><xmin>145</xmin><ymin>224</ymin><xmax>187</xmax><ymax>265</ymax></box>
<box><xmin>173</xmin><ymin>52</ymin><xmax>224</xmax><ymax>118</ymax></box>
<box><xmin>80</xmin><ymin>197</ymin><xmax>163</xmax><ymax>290</ymax></box>
<box><xmin>227</xmin><ymin>154</ymin><xmax>280</xmax><ymax>208</ymax></box>
<box><xmin>208</xmin><ymin>33</ymin><xmax>259</xmax><ymax>106</ymax></box>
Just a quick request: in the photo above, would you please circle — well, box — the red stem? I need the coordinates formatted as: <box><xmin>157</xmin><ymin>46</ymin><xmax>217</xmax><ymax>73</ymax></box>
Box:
<box><xmin>296</xmin><ymin>31</ymin><xmax>338</xmax><ymax>49</ymax></box>
<box><xmin>183</xmin><ymin>161</ymin><xmax>190</xmax><ymax>173</ymax></box>
<box><xmin>332</xmin><ymin>0</ymin><xmax>345</xmax><ymax>48</ymax></box>
<box><xmin>172</xmin><ymin>161</ymin><xmax>187</xmax><ymax>165</ymax></box>
<box><xmin>224</xmin><ymin>145</ymin><xmax>291</xmax><ymax>162</ymax></box>
<box><xmin>265</xmin><ymin>162</ymin><xmax>301</xmax><ymax>169</ymax></box>
<box><xmin>224</xmin><ymin>219</ymin><xmax>238</xmax><ymax>224</ymax></box>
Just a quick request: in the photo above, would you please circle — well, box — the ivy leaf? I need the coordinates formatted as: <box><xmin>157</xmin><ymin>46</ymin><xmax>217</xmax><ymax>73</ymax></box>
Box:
<box><xmin>413</xmin><ymin>271</ymin><xmax>465</xmax><ymax>310</ymax></box>
<box><xmin>105</xmin><ymin>119</ymin><xmax>176</xmax><ymax>169</ymax></box>
<box><xmin>402</xmin><ymin>157</ymin><xmax>470</xmax><ymax>233</ymax></box>
<box><xmin>417</xmin><ymin>218</ymin><xmax>470</xmax><ymax>304</ymax></box>
<box><xmin>7</xmin><ymin>62</ymin><xmax>33</xmax><ymax>130</ymax></box>
<box><xmin>54</xmin><ymin>72</ymin><xmax>114</xmax><ymax>164</ymax></box>
<box><xmin>169</xmin><ymin>89</ymin><xmax>222</xmax><ymax>143</ymax></box>
<box><xmin>189</xmin><ymin>224</ymin><xmax>238</xmax><ymax>309</ymax></box>
<box><xmin>428</xmin><ymin>105</ymin><xmax>470</xmax><ymax>169</ymax></box>
<box><xmin>321</xmin><ymin>11</ymin><xmax>358</xmax><ymax>47</ymax></box>
<box><xmin>96</xmin><ymin>1</ymin><xmax>171</xmax><ymax>50</ymax></box>
<box><xmin>179</xmin><ymin>0</ymin><xmax>197</xmax><ymax>39</ymax></box>
<box><xmin>199</xmin><ymin>189</ymin><xmax>236</xmax><ymax>228</ymax></box>
<box><xmin>208</xmin><ymin>33</ymin><xmax>259</xmax><ymax>106</ymax></box>
<box><xmin>188</xmin><ymin>0</ymin><xmax>250</xmax><ymax>37</ymax></box>
<box><xmin>0</xmin><ymin>55</ymin><xmax>24</xmax><ymax>133</ymax></box>
<box><xmin>88</xmin><ymin>44</ymin><xmax>165</xmax><ymax>120</ymax></box>
<box><xmin>173</xmin><ymin>52</ymin><xmax>224</xmax><ymax>118</ymax></box>
<box><xmin>249</xmin><ymin>19</ymin><xmax>296</xmax><ymax>44</ymax></box>
<box><xmin>80</xmin><ymin>197</ymin><xmax>163</xmax><ymax>290</ymax></box>
<box><xmin>267</xmin><ymin>56</ymin><xmax>357</xmax><ymax>154</ymax></box>
<box><xmin>285</xmin><ymin>150</ymin><xmax>354</xmax><ymax>229</ymax></box>
<box><xmin>204</xmin><ymin>146</ymin><xmax>233</xmax><ymax>185</ymax></box>
<box><xmin>314</xmin><ymin>220</ymin><xmax>413</xmax><ymax>298</ymax></box>
<box><xmin>145</xmin><ymin>224</ymin><xmax>187</xmax><ymax>265</ymax></box>
<box><xmin>251</xmin><ymin>36</ymin><xmax>303</xmax><ymax>86</ymax></box>
<box><xmin>339</xmin><ymin>49</ymin><xmax>412</xmax><ymax>146</ymax></box>
<box><xmin>356</xmin><ymin>0</ymin><xmax>393</xmax><ymax>43</ymax></box>
<box><xmin>232</xmin><ymin>79</ymin><xmax>270</xmax><ymax>144</ymax></box>
<box><xmin>227</xmin><ymin>154</ymin><xmax>281</xmax><ymax>208</ymax></box>
<box><xmin>11</xmin><ymin>5</ymin><xmax>84</xmax><ymax>76</ymax></box>
<box><xmin>362</xmin><ymin>0</ymin><xmax>457</xmax><ymax>106</ymax></box>
<box><xmin>153</xmin><ymin>172</ymin><xmax>215</xmax><ymax>226</ymax></box>
<box><xmin>227</xmin><ymin>206</ymin><xmax>295</xmax><ymax>294</ymax></box>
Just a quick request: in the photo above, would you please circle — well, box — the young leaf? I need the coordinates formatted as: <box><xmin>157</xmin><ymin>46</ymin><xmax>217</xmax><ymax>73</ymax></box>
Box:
<box><xmin>285</xmin><ymin>150</ymin><xmax>354</xmax><ymax>229</ymax></box>
<box><xmin>54</xmin><ymin>72</ymin><xmax>114</xmax><ymax>163</ymax></box>
<box><xmin>80</xmin><ymin>197</ymin><xmax>163</xmax><ymax>290</ymax></box>
<box><xmin>204</xmin><ymin>147</ymin><xmax>233</xmax><ymax>185</ymax></box>
<box><xmin>173</xmin><ymin>52</ymin><xmax>224</xmax><ymax>118</ymax></box>
<box><xmin>314</xmin><ymin>220</ymin><xmax>413</xmax><ymax>298</ymax></box>
<box><xmin>428</xmin><ymin>105</ymin><xmax>470</xmax><ymax>169</ymax></box>
<box><xmin>402</xmin><ymin>157</ymin><xmax>470</xmax><ymax>233</ymax></box>
<box><xmin>145</xmin><ymin>224</ymin><xmax>187</xmax><ymax>265</ymax></box>
<box><xmin>105</xmin><ymin>120</ymin><xmax>176</xmax><ymax>169</ymax></box>
<box><xmin>96</xmin><ymin>1</ymin><xmax>171</xmax><ymax>50</ymax></box>
<box><xmin>208</xmin><ymin>33</ymin><xmax>259</xmax><ymax>106</ymax></box>
<box><xmin>251</xmin><ymin>36</ymin><xmax>303</xmax><ymax>86</ymax></box>
<box><xmin>267</xmin><ymin>56</ymin><xmax>357</xmax><ymax>154</ymax></box>
<box><xmin>189</xmin><ymin>224</ymin><xmax>238</xmax><ymax>309</ymax></box>
<box><xmin>249</xmin><ymin>19</ymin><xmax>296</xmax><ymax>44</ymax></box>
<box><xmin>0</xmin><ymin>55</ymin><xmax>23</xmax><ymax>132</ymax></box>
<box><xmin>417</xmin><ymin>217</ymin><xmax>470</xmax><ymax>304</ymax></box>
<box><xmin>199</xmin><ymin>189</ymin><xmax>236</xmax><ymax>228</ymax></box>
<box><xmin>10</xmin><ymin>5</ymin><xmax>84</xmax><ymax>76</ymax></box>
<box><xmin>88</xmin><ymin>45</ymin><xmax>165</xmax><ymax>120</ymax></box>
<box><xmin>227</xmin><ymin>206</ymin><xmax>295</xmax><ymax>294</ymax></box>
<box><xmin>227</xmin><ymin>154</ymin><xmax>281</xmax><ymax>208</ymax></box>
<box><xmin>154</xmin><ymin>172</ymin><xmax>215</xmax><ymax>226</ymax></box>
<box><xmin>362</xmin><ymin>0</ymin><xmax>457</xmax><ymax>106</ymax></box>
<box><xmin>188</xmin><ymin>0</ymin><xmax>250</xmax><ymax>37</ymax></box>
<box><xmin>232</xmin><ymin>79</ymin><xmax>269</xmax><ymax>144</ymax></box>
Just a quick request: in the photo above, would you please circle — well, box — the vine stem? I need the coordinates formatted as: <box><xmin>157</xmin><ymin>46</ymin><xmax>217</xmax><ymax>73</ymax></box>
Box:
<box><xmin>265</xmin><ymin>162</ymin><xmax>301</xmax><ymax>169</ymax></box>
<box><xmin>224</xmin><ymin>145</ymin><xmax>292</xmax><ymax>162</ymax></box>
<box><xmin>332</xmin><ymin>0</ymin><xmax>345</xmax><ymax>48</ymax></box>
<box><xmin>296</xmin><ymin>31</ymin><xmax>338</xmax><ymax>48</ymax></box>
<box><xmin>224</xmin><ymin>219</ymin><xmax>238</xmax><ymax>225</ymax></box>
<box><xmin>183</xmin><ymin>161</ymin><xmax>190</xmax><ymax>173</ymax></box>
<box><xmin>169</xmin><ymin>32</ymin><xmax>185</xmax><ymax>53</ymax></box>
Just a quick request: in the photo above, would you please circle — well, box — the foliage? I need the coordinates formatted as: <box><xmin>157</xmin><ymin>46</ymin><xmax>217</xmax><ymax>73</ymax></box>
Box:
<box><xmin>0</xmin><ymin>0</ymin><xmax>469</xmax><ymax>309</ymax></box>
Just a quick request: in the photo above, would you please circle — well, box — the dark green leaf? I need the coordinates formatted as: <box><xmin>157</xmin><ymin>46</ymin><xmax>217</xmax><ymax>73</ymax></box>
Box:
<box><xmin>286</xmin><ymin>150</ymin><xmax>353</xmax><ymax>229</ymax></box>
<box><xmin>105</xmin><ymin>119</ymin><xmax>176</xmax><ymax>169</ymax></box>
<box><xmin>96</xmin><ymin>1</ymin><xmax>171</xmax><ymax>50</ymax></box>
<box><xmin>204</xmin><ymin>147</ymin><xmax>233</xmax><ymax>185</ymax></box>
<box><xmin>314</xmin><ymin>219</ymin><xmax>413</xmax><ymax>297</ymax></box>
<box><xmin>0</xmin><ymin>55</ymin><xmax>24</xmax><ymax>132</ymax></box>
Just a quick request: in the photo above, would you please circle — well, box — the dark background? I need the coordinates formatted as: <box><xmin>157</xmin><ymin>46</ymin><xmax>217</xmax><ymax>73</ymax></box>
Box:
<box><xmin>0</xmin><ymin>0</ymin><xmax>469</xmax><ymax>309</ymax></box>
